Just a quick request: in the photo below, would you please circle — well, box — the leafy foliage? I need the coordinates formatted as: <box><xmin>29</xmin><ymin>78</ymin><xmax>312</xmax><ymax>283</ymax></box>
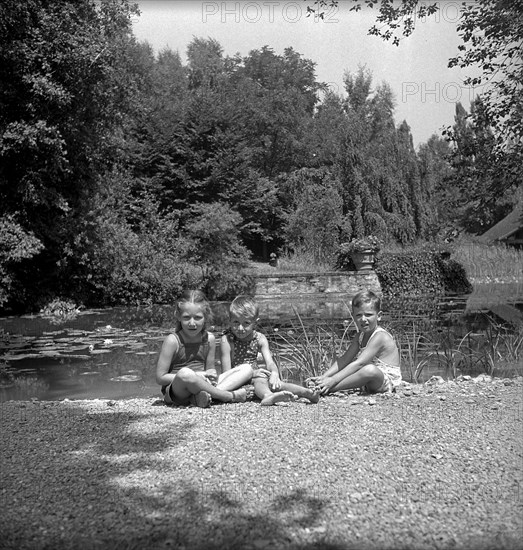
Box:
<box><xmin>281</xmin><ymin>167</ymin><xmax>346</xmax><ymax>263</ymax></box>
<box><xmin>184</xmin><ymin>203</ymin><xmax>254</xmax><ymax>301</ymax></box>
<box><xmin>0</xmin><ymin>216</ymin><xmax>44</xmax><ymax>307</ymax></box>
<box><xmin>442</xmin><ymin>99</ymin><xmax>520</xmax><ymax>234</ymax></box>
<box><xmin>73</xmin><ymin>172</ymin><xmax>195</xmax><ymax>306</ymax></box>
<box><xmin>0</xmin><ymin>0</ymin><xmax>140</xmax><ymax>310</ymax></box>
<box><xmin>448</xmin><ymin>0</ymin><xmax>523</xmax><ymax>152</ymax></box>
<box><xmin>375</xmin><ymin>249</ymin><xmax>472</xmax><ymax>297</ymax></box>
<box><xmin>0</xmin><ymin>1</ymin><xmax>500</xmax><ymax>312</ymax></box>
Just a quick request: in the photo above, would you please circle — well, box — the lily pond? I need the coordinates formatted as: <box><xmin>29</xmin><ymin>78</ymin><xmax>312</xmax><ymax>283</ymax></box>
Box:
<box><xmin>1</xmin><ymin>282</ymin><xmax>522</xmax><ymax>402</ymax></box>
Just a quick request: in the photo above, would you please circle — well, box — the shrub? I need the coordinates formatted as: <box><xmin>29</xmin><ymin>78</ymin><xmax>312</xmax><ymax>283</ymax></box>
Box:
<box><xmin>77</xmin><ymin>217</ymin><xmax>195</xmax><ymax>306</ymax></box>
<box><xmin>185</xmin><ymin>202</ymin><xmax>254</xmax><ymax>301</ymax></box>
<box><xmin>375</xmin><ymin>249</ymin><xmax>472</xmax><ymax>296</ymax></box>
<box><xmin>0</xmin><ymin>216</ymin><xmax>44</xmax><ymax>310</ymax></box>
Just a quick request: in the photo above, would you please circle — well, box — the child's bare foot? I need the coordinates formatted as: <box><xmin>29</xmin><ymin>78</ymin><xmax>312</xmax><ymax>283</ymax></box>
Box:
<box><xmin>260</xmin><ymin>391</ymin><xmax>296</xmax><ymax>406</ymax></box>
<box><xmin>231</xmin><ymin>388</ymin><xmax>248</xmax><ymax>403</ymax></box>
<box><xmin>305</xmin><ymin>387</ymin><xmax>321</xmax><ymax>404</ymax></box>
<box><xmin>190</xmin><ymin>390</ymin><xmax>211</xmax><ymax>408</ymax></box>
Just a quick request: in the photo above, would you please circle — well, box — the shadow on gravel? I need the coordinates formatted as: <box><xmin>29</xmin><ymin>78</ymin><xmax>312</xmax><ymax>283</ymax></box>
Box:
<box><xmin>1</xmin><ymin>400</ymin><xmax>350</xmax><ymax>549</ymax></box>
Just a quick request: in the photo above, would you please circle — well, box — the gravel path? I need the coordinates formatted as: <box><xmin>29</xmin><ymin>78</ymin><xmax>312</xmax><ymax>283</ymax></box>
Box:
<box><xmin>1</xmin><ymin>376</ymin><xmax>522</xmax><ymax>550</ymax></box>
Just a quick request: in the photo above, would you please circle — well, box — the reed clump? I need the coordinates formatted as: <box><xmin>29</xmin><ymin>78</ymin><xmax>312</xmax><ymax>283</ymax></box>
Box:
<box><xmin>269</xmin><ymin>312</ymin><xmax>523</xmax><ymax>383</ymax></box>
<box><xmin>452</xmin><ymin>240</ymin><xmax>523</xmax><ymax>282</ymax></box>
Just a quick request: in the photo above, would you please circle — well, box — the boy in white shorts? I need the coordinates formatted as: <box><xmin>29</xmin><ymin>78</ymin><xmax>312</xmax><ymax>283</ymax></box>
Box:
<box><xmin>307</xmin><ymin>290</ymin><xmax>401</xmax><ymax>395</ymax></box>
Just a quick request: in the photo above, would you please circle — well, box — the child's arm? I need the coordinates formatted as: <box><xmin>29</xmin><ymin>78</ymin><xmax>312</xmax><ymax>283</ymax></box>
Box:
<box><xmin>307</xmin><ymin>338</ymin><xmax>359</xmax><ymax>384</ymax></box>
<box><xmin>258</xmin><ymin>333</ymin><xmax>281</xmax><ymax>391</ymax></box>
<box><xmin>324</xmin><ymin>339</ymin><xmax>360</xmax><ymax>377</ymax></box>
<box><xmin>203</xmin><ymin>333</ymin><xmax>218</xmax><ymax>383</ymax></box>
<box><xmin>155</xmin><ymin>334</ymin><xmax>179</xmax><ymax>386</ymax></box>
<box><xmin>320</xmin><ymin>333</ymin><xmax>387</xmax><ymax>393</ymax></box>
<box><xmin>220</xmin><ymin>334</ymin><xmax>233</xmax><ymax>372</ymax></box>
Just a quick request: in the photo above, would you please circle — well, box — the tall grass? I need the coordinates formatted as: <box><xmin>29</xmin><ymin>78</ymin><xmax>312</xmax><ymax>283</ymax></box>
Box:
<box><xmin>269</xmin><ymin>313</ymin><xmax>523</xmax><ymax>383</ymax></box>
<box><xmin>452</xmin><ymin>240</ymin><xmax>523</xmax><ymax>282</ymax></box>
<box><xmin>249</xmin><ymin>248</ymin><xmax>333</xmax><ymax>274</ymax></box>
<box><xmin>397</xmin><ymin>325</ymin><xmax>437</xmax><ymax>382</ymax></box>
<box><xmin>269</xmin><ymin>308</ymin><xmax>355</xmax><ymax>381</ymax></box>
<box><xmin>398</xmin><ymin>319</ymin><xmax>523</xmax><ymax>381</ymax></box>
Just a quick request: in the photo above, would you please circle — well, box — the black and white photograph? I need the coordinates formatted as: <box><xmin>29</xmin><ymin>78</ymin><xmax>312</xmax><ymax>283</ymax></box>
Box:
<box><xmin>1</xmin><ymin>1</ymin><xmax>522</xmax><ymax>548</ymax></box>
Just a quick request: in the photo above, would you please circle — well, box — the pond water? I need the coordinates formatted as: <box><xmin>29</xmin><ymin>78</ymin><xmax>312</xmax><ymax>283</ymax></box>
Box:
<box><xmin>1</xmin><ymin>282</ymin><xmax>522</xmax><ymax>402</ymax></box>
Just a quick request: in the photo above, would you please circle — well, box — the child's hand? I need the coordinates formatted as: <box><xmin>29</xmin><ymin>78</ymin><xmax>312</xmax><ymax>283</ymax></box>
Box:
<box><xmin>305</xmin><ymin>377</ymin><xmax>319</xmax><ymax>389</ymax></box>
<box><xmin>317</xmin><ymin>377</ymin><xmax>335</xmax><ymax>395</ymax></box>
<box><xmin>204</xmin><ymin>370</ymin><xmax>218</xmax><ymax>385</ymax></box>
<box><xmin>269</xmin><ymin>372</ymin><xmax>281</xmax><ymax>391</ymax></box>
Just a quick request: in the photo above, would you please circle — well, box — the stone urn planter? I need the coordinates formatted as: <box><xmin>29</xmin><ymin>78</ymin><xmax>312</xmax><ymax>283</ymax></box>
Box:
<box><xmin>351</xmin><ymin>250</ymin><xmax>375</xmax><ymax>271</ymax></box>
<box><xmin>336</xmin><ymin>235</ymin><xmax>381</xmax><ymax>272</ymax></box>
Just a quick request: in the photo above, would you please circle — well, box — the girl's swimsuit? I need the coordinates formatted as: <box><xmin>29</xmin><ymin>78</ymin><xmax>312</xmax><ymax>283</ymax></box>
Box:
<box><xmin>358</xmin><ymin>326</ymin><xmax>402</xmax><ymax>393</ymax></box>
<box><xmin>161</xmin><ymin>330</ymin><xmax>209</xmax><ymax>403</ymax></box>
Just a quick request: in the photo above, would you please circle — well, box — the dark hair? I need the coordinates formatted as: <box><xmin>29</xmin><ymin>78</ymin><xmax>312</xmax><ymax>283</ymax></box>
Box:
<box><xmin>174</xmin><ymin>289</ymin><xmax>213</xmax><ymax>330</ymax></box>
<box><xmin>352</xmin><ymin>290</ymin><xmax>381</xmax><ymax>312</ymax></box>
<box><xmin>229</xmin><ymin>295</ymin><xmax>259</xmax><ymax>320</ymax></box>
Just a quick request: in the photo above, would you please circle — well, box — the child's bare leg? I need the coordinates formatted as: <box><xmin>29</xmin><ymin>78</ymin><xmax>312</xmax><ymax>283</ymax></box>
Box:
<box><xmin>216</xmin><ymin>364</ymin><xmax>253</xmax><ymax>391</ymax></box>
<box><xmin>253</xmin><ymin>377</ymin><xmax>295</xmax><ymax>406</ymax></box>
<box><xmin>172</xmin><ymin>368</ymin><xmax>247</xmax><ymax>403</ymax></box>
<box><xmin>280</xmin><ymin>381</ymin><xmax>320</xmax><ymax>403</ymax></box>
<box><xmin>329</xmin><ymin>364</ymin><xmax>384</xmax><ymax>393</ymax></box>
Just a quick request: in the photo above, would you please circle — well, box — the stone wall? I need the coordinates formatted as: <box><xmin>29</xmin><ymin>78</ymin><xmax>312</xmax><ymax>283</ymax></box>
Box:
<box><xmin>252</xmin><ymin>271</ymin><xmax>381</xmax><ymax>319</ymax></box>
<box><xmin>253</xmin><ymin>271</ymin><xmax>381</xmax><ymax>297</ymax></box>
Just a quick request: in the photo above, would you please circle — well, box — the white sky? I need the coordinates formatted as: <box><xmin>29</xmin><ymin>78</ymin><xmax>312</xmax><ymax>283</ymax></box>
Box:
<box><xmin>132</xmin><ymin>1</ymin><xmax>483</xmax><ymax>148</ymax></box>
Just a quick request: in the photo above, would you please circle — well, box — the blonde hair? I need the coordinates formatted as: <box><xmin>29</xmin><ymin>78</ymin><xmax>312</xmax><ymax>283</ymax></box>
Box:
<box><xmin>352</xmin><ymin>289</ymin><xmax>381</xmax><ymax>312</ymax></box>
<box><xmin>174</xmin><ymin>289</ymin><xmax>213</xmax><ymax>330</ymax></box>
<box><xmin>229</xmin><ymin>295</ymin><xmax>259</xmax><ymax>321</ymax></box>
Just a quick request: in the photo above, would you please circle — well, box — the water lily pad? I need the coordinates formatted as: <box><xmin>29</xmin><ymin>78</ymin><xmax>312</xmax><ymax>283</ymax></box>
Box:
<box><xmin>110</xmin><ymin>374</ymin><xmax>142</xmax><ymax>382</ymax></box>
<box><xmin>40</xmin><ymin>350</ymin><xmax>62</xmax><ymax>357</ymax></box>
<box><xmin>67</xmin><ymin>345</ymin><xmax>91</xmax><ymax>352</ymax></box>
<box><xmin>67</xmin><ymin>330</ymin><xmax>91</xmax><ymax>336</ymax></box>
<box><xmin>2</xmin><ymin>341</ymin><xmax>35</xmax><ymax>350</ymax></box>
<box><xmin>90</xmin><ymin>349</ymin><xmax>111</xmax><ymax>355</ymax></box>
<box><xmin>1</xmin><ymin>353</ymin><xmax>41</xmax><ymax>361</ymax></box>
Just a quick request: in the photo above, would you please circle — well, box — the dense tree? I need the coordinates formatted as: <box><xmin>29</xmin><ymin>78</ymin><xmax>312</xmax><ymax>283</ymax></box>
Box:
<box><xmin>335</xmin><ymin>68</ymin><xmax>422</xmax><ymax>243</ymax></box>
<box><xmin>448</xmin><ymin>0</ymin><xmax>523</xmax><ymax>152</ymax></box>
<box><xmin>306</xmin><ymin>0</ymin><xmax>523</xmax><ymax>228</ymax></box>
<box><xmin>0</xmin><ymin>0</ymin><xmax>140</xmax><ymax>309</ymax></box>
<box><xmin>73</xmin><ymin>169</ymin><xmax>191</xmax><ymax>305</ymax></box>
<box><xmin>444</xmin><ymin>99</ymin><xmax>519</xmax><ymax>234</ymax></box>
<box><xmin>184</xmin><ymin>202</ymin><xmax>252</xmax><ymax>300</ymax></box>
<box><xmin>0</xmin><ymin>216</ymin><xmax>44</xmax><ymax>308</ymax></box>
<box><xmin>1</xmin><ymin>0</ymin><xmax>468</xmax><ymax>311</ymax></box>
<box><xmin>417</xmin><ymin>135</ymin><xmax>454</xmax><ymax>237</ymax></box>
<box><xmin>281</xmin><ymin>167</ymin><xmax>345</xmax><ymax>262</ymax></box>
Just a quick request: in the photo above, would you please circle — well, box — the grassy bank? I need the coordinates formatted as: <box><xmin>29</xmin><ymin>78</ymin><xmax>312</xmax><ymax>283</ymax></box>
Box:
<box><xmin>451</xmin><ymin>240</ymin><xmax>523</xmax><ymax>282</ymax></box>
